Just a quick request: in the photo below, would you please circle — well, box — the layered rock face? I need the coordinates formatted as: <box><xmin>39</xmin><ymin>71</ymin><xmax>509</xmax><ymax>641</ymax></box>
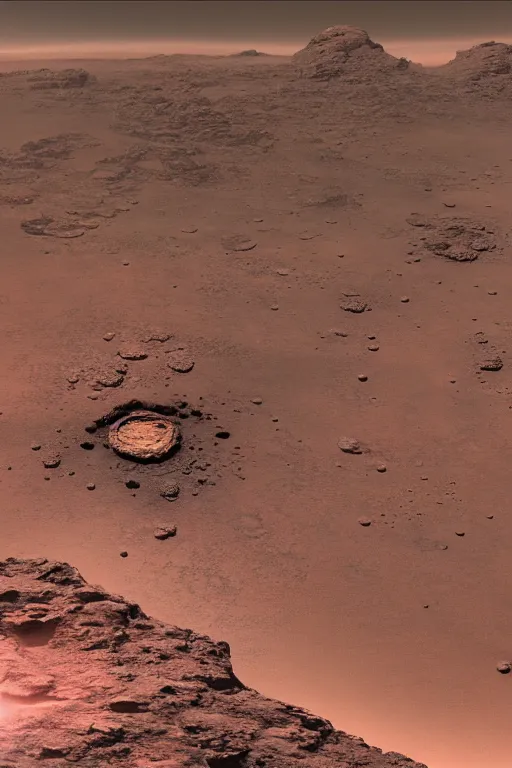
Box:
<box><xmin>0</xmin><ymin>558</ymin><xmax>427</xmax><ymax>767</ymax></box>
<box><xmin>292</xmin><ymin>26</ymin><xmax>409</xmax><ymax>80</ymax></box>
<box><xmin>444</xmin><ymin>41</ymin><xmax>512</xmax><ymax>79</ymax></box>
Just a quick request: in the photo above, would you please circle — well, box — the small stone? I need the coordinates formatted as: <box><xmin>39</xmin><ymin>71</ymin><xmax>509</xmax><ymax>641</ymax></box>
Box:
<box><xmin>497</xmin><ymin>662</ymin><xmax>511</xmax><ymax>674</ymax></box>
<box><xmin>455</xmin><ymin>531</ymin><xmax>465</xmax><ymax>537</ymax></box>
<box><xmin>276</xmin><ymin>269</ymin><xmax>289</xmax><ymax>276</ymax></box>
<box><xmin>480</xmin><ymin>356</ymin><xmax>503</xmax><ymax>372</ymax></box>
<box><xmin>160</xmin><ymin>481</ymin><xmax>180</xmax><ymax>501</ymax></box>
<box><xmin>330</xmin><ymin>329</ymin><xmax>348</xmax><ymax>337</ymax></box>
<box><xmin>376</xmin><ymin>463</ymin><xmax>387</xmax><ymax>473</ymax></box>
<box><xmin>368</xmin><ymin>344</ymin><xmax>380</xmax><ymax>352</ymax></box>
<box><xmin>443</xmin><ymin>201</ymin><xmax>456</xmax><ymax>208</ymax></box>
<box><xmin>67</xmin><ymin>374</ymin><xmax>79</xmax><ymax>384</ymax></box>
<box><xmin>31</xmin><ymin>443</ymin><xmax>41</xmax><ymax>451</ymax></box>
<box><xmin>357</xmin><ymin>374</ymin><xmax>368</xmax><ymax>382</ymax></box>
<box><xmin>154</xmin><ymin>526</ymin><xmax>177</xmax><ymax>540</ymax></box>
<box><xmin>439</xmin><ymin>544</ymin><xmax>448</xmax><ymax>550</ymax></box>
<box><xmin>488</xmin><ymin>290</ymin><xmax>497</xmax><ymax>296</ymax></box>
<box><xmin>118</xmin><ymin>348</ymin><xmax>147</xmax><ymax>361</ymax></box>
<box><xmin>42</xmin><ymin>455</ymin><xmax>60</xmax><ymax>469</ymax></box>
<box><xmin>251</xmin><ymin>397</ymin><xmax>263</xmax><ymax>405</ymax></box>
<box><xmin>97</xmin><ymin>370</ymin><xmax>124</xmax><ymax>388</ymax></box>
<box><xmin>122</xmin><ymin>261</ymin><xmax>130</xmax><ymax>266</ymax></box>
<box><xmin>486</xmin><ymin>514</ymin><xmax>494</xmax><ymax>520</ymax></box>
<box><xmin>215</xmin><ymin>431</ymin><xmax>231</xmax><ymax>439</ymax></box>
<box><xmin>358</xmin><ymin>517</ymin><xmax>372</xmax><ymax>527</ymax></box>
<box><xmin>86</xmin><ymin>482</ymin><xmax>96</xmax><ymax>491</ymax></box>
<box><xmin>338</xmin><ymin>437</ymin><xmax>362</xmax><ymax>454</ymax></box>
<box><xmin>400</xmin><ymin>296</ymin><xmax>410</xmax><ymax>303</ymax></box>
<box><xmin>142</xmin><ymin>332</ymin><xmax>171</xmax><ymax>343</ymax></box>
<box><xmin>222</xmin><ymin>235</ymin><xmax>257</xmax><ymax>252</ymax></box>
<box><xmin>167</xmin><ymin>352</ymin><xmax>194</xmax><ymax>373</ymax></box>
<box><xmin>125</xmin><ymin>479</ymin><xmax>140</xmax><ymax>490</ymax></box>
<box><xmin>120</xmin><ymin>551</ymin><xmax>128</xmax><ymax>558</ymax></box>
<box><xmin>270</xmin><ymin>304</ymin><xmax>279</xmax><ymax>311</ymax></box>
<box><xmin>103</xmin><ymin>332</ymin><xmax>115</xmax><ymax>341</ymax></box>
<box><xmin>340</xmin><ymin>296</ymin><xmax>367</xmax><ymax>313</ymax></box>
<box><xmin>80</xmin><ymin>441</ymin><xmax>95</xmax><ymax>451</ymax></box>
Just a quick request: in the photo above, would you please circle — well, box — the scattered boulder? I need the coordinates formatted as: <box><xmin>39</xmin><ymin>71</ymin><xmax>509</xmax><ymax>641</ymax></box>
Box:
<box><xmin>160</xmin><ymin>480</ymin><xmax>180</xmax><ymax>501</ymax></box>
<box><xmin>42</xmin><ymin>455</ymin><xmax>61</xmax><ymax>469</ymax></box>
<box><xmin>167</xmin><ymin>351</ymin><xmax>195</xmax><ymax>373</ymax></box>
<box><xmin>480</xmin><ymin>355</ymin><xmax>503</xmax><ymax>371</ymax></box>
<box><xmin>340</xmin><ymin>294</ymin><xmax>368</xmax><ymax>313</ymax></box>
<box><xmin>118</xmin><ymin>347</ymin><xmax>148</xmax><ymax>361</ymax></box>
<box><xmin>408</xmin><ymin>215</ymin><xmax>498</xmax><ymax>262</ymax></box>
<box><xmin>96</xmin><ymin>369</ymin><xmax>124</xmax><ymax>388</ymax></box>
<box><xmin>154</xmin><ymin>526</ymin><xmax>177</xmax><ymax>540</ymax></box>
<box><xmin>338</xmin><ymin>437</ymin><xmax>363</xmax><ymax>454</ymax></box>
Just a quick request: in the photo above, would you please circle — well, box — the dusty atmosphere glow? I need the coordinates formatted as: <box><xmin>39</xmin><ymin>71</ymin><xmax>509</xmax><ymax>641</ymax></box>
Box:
<box><xmin>2</xmin><ymin>36</ymin><xmax>512</xmax><ymax>67</ymax></box>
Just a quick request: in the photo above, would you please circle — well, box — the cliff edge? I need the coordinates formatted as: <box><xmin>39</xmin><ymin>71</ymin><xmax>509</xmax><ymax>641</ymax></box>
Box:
<box><xmin>0</xmin><ymin>558</ymin><xmax>427</xmax><ymax>767</ymax></box>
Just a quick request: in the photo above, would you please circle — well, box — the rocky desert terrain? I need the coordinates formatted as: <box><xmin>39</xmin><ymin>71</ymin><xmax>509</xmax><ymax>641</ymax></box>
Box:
<box><xmin>1</xmin><ymin>25</ymin><xmax>512</xmax><ymax>767</ymax></box>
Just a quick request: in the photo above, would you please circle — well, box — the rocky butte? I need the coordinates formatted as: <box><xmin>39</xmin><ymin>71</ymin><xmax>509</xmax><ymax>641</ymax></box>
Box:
<box><xmin>0</xmin><ymin>558</ymin><xmax>428</xmax><ymax>767</ymax></box>
<box><xmin>292</xmin><ymin>25</ymin><xmax>410</xmax><ymax>80</ymax></box>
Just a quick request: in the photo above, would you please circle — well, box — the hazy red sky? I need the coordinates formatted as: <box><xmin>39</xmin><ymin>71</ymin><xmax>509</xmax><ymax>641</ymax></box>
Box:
<box><xmin>0</xmin><ymin>0</ymin><xmax>511</xmax><ymax>65</ymax></box>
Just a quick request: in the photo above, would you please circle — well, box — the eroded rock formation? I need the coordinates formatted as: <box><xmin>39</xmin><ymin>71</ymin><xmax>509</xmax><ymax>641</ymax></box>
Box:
<box><xmin>292</xmin><ymin>26</ymin><xmax>409</xmax><ymax>80</ymax></box>
<box><xmin>0</xmin><ymin>558</ymin><xmax>427</xmax><ymax>767</ymax></box>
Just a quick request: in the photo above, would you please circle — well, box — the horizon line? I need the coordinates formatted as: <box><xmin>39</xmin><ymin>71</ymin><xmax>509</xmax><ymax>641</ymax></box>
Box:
<box><xmin>0</xmin><ymin>35</ymin><xmax>511</xmax><ymax>66</ymax></box>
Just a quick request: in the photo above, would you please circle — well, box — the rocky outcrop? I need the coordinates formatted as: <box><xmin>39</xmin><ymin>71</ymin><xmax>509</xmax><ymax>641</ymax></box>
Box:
<box><xmin>0</xmin><ymin>558</ymin><xmax>427</xmax><ymax>767</ymax></box>
<box><xmin>292</xmin><ymin>26</ymin><xmax>409</xmax><ymax>80</ymax></box>
<box><xmin>440</xmin><ymin>41</ymin><xmax>512</xmax><ymax>95</ymax></box>
<box><xmin>444</xmin><ymin>41</ymin><xmax>512</xmax><ymax>79</ymax></box>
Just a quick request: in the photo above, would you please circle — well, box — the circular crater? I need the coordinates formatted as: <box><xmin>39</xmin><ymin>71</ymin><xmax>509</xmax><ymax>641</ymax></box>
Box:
<box><xmin>108</xmin><ymin>409</ymin><xmax>181</xmax><ymax>462</ymax></box>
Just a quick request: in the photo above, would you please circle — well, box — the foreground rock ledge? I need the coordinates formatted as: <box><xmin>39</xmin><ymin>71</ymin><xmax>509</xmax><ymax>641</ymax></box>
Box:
<box><xmin>0</xmin><ymin>558</ymin><xmax>427</xmax><ymax>767</ymax></box>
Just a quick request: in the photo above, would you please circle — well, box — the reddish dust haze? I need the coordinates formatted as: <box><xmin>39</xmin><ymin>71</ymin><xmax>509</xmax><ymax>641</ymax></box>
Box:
<box><xmin>1</xmin><ymin>35</ymin><xmax>512</xmax><ymax>65</ymax></box>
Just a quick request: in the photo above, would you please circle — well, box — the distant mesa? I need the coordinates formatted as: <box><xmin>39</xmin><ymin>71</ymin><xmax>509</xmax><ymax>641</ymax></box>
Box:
<box><xmin>27</xmin><ymin>68</ymin><xmax>96</xmax><ymax>90</ymax></box>
<box><xmin>292</xmin><ymin>25</ymin><xmax>410</xmax><ymax>80</ymax></box>
<box><xmin>231</xmin><ymin>49</ymin><xmax>269</xmax><ymax>57</ymax></box>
